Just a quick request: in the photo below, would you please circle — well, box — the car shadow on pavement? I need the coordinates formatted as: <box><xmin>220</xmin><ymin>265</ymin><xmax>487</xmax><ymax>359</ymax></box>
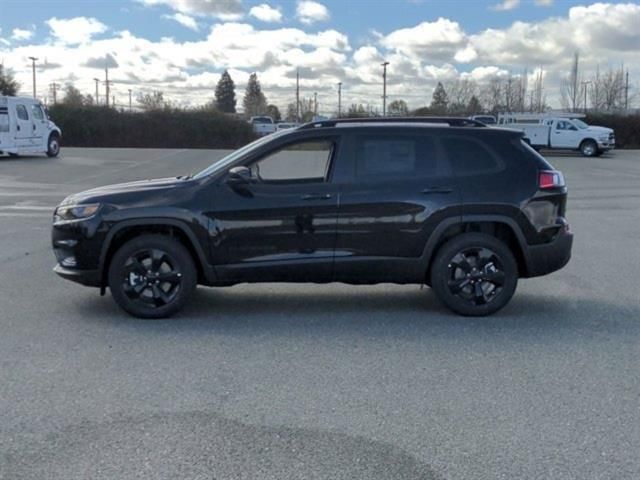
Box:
<box><xmin>73</xmin><ymin>285</ymin><xmax>640</xmax><ymax>341</ymax></box>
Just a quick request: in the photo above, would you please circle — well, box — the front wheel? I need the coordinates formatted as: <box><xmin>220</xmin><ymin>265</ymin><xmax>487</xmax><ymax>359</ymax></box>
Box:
<box><xmin>108</xmin><ymin>235</ymin><xmax>197</xmax><ymax>318</ymax></box>
<box><xmin>580</xmin><ymin>139</ymin><xmax>597</xmax><ymax>157</ymax></box>
<box><xmin>46</xmin><ymin>134</ymin><xmax>60</xmax><ymax>157</ymax></box>
<box><xmin>430</xmin><ymin>233</ymin><xmax>518</xmax><ymax>316</ymax></box>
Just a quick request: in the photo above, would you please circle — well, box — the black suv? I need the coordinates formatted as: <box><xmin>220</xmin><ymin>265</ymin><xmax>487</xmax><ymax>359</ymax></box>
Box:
<box><xmin>52</xmin><ymin>118</ymin><xmax>572</xmax><ymax>318</ymax></box>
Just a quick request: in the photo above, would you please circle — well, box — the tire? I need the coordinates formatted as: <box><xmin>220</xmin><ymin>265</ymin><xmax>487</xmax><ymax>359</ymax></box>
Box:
<box><xmin>430</xmin><ymin>233</ymin><xmax>518</xmax><ymax>316</ymax></box>
<box><xmin>46</xmin><ymin>133</ymin><xmax>60</xmax><ymax>157</ymax></box>
<box><xmin>580</xmin><ymin>139</ymin><xmax>597</xmax><ymax>157</ymax></box>
<box><xmin>108</xmin><ymin>235</ymin><xmax>197</xmax><ymax>319</ymax></box>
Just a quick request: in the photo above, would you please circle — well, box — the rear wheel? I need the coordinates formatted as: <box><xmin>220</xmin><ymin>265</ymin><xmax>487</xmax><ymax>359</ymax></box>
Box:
<box><xmin>108</xmin><ymin>235</ymin><xmax>197</xmax><ymax>318</ymax></box>
<box><xmin>430</xmin><ymin>233</ymin><xmax>518</xmax><ymax>316</ymax></box>
<box><xmin>580</xmin><ymin>139</ymin><xmax>597</xmax><ymax>157</ymax></box>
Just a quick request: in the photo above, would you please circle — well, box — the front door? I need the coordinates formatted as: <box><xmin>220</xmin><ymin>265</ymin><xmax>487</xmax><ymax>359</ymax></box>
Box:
<box><xmin>333</xmin><ymin>129</ymin><xmax>461</xmax><ymax>283</ymax></box>
<box><xmin>14</xmin><ymin>104</ymin><xmax>32</xmax><ymax>147</ymax></box>
<box><xmin>30</xmin><ymin>104</ymin><xmax>48</xmax><ymax>149</ymax></box>
<box><xmin>209</xmin><ymin>137</ymin><xmax>340</xmax><ymax>283</ymax></box>
<box><xmin>551</xmin><ymin>120</ymin><xmax>581</xmax><ymax>148</ymax></box>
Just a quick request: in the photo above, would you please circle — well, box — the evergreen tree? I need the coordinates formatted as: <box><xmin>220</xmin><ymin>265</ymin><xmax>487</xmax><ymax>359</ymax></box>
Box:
<box><xmin>466</xmin><ymin>95</ymin><xmax>482</xmax><ymax>115</ymax></box>
<box><xmin>243</xmin><ymin>73</ymin><xmax>267</xmax><ymax>117</ymax></box>
<box><xmin>215</xmin><ymin>70</ymin><xmax>236</xmax><ymax>113</ymax></box>
<box><xmin>0</xmin><ymin>65</ymin><xmax>20</xmax><ymax>96</ymax></box>
<box><xmin>62</xmin><ymin>84</ymin><xmax>86</xmax><ymax>106</ymax></box>
<box><xmin>266</xmin><ymin>104</ymin><xmax>281</xmax><ymax>122</ymax></box>
<box><xmin>430</xmin><ymin>82</ymin><xmax>449</xmax><ymax>115</ymax></box>
<box><xmin>387</xmin><ymin>99</ymin><xmax>408</xmax><ymax>116</ymax></box>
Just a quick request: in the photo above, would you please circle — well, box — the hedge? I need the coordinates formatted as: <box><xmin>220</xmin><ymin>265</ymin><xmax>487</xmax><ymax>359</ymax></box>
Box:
<box><xmin>585</xmin><ymin>113</ymin><xmax>640</xmax><ymax>149</ymax></box>
<box><xmin>48</xmin><ymin>105</ymin><xmax>256</xmax><ymax>149</ymax></box>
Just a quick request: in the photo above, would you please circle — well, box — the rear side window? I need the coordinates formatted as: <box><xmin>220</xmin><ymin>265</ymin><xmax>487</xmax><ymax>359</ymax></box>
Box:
<box><xmin>441</xmin><ymin>135</ymin><xmax>505</xmax><ymax>176</ymax></box>
<box><xmin>353</xmin><ymin>133</ymin><xmax>449</xmax><ymax>179</ymax></box>
<box><xmin>16</xmin><ymin>105</ymin><xmax>29</xmax><ymax>121</ymax></box>
<box><xmin>0</xmin><ymin>108</ymin><xmax>8</xmax><ymax>133</ymax></box>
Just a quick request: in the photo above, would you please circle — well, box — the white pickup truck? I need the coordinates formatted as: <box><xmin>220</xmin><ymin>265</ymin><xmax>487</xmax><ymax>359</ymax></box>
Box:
<box><xmin>497</xmin><ymin>113</ymin><xmax>615</xmax><ymax>157</ymax></box>
<box><xmin>0</xmin><ymin>95</ymin><xmax>62</xmax><ymax>157</ymax></box>
<box><xmin>249</xmin><ymin>116</ymin><xmax>277</xmax><ymax>136</ymax></box>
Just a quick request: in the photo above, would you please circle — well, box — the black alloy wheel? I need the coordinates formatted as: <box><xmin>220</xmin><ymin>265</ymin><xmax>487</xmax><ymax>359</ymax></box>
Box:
<box><xmin>431</xmin><ymin>233</ymin><xmax>518</xmax><ymax>316</ymax></box>
<box><xmin>108</xmin><ymin>235</ymin><xmax>196</xmax><ymax>318</ymax></box>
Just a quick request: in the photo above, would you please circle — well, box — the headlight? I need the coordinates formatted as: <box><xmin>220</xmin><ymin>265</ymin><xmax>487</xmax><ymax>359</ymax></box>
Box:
<box><xmin>54</xmin><ymin>203</ymin><xmax>101</xmax><ymax>221</ymax></box>
<box><xmin>599</xmin><ymin>135</ymin><xmax>609</xmax><ymax>142</ymax></box>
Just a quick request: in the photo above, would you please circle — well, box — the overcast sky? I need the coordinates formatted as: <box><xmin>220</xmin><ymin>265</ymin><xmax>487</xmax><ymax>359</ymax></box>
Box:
<box><xmin>1</xmin><ymin>0</ymin><xmax>639</xmax><ymax>113</ymax></box>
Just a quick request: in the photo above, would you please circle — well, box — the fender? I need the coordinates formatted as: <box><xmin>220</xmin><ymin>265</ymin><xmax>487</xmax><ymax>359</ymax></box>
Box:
<box><xmin>419</xmin><ymin>214</ymin><xmax>531</xmax><ymax>271</ymax></box>
<box><xmin>97</xmin><ymin>218</ymin><xmax>217</xmax><ymax>287</ymax></box>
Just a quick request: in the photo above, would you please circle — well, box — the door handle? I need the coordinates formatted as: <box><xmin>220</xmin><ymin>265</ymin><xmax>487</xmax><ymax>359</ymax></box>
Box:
<box><xmin>33</xmin><ymin>124</ymin><xmax>36</xmax><ymax>131</ymax></box>
<box><xmin>17</xmin><ymin>125</ymin><xmax>20</xmax><ymax>131</ymax></box>
<box><xmin>301</xmin><ymin>193</ymin><xmax>332</xmax><ymax>201</ymax></box>
<box><xmin>421</xmin><ymin>187</ymin><xmax>452</xmax><ymax>194</ymax></box>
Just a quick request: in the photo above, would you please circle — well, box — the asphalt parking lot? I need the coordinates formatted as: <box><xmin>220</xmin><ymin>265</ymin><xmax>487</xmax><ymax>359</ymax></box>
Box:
<box><xmin>1</xmin><ymin>147</ymin><xmax>639</xmax><ymax>480</ymax></box>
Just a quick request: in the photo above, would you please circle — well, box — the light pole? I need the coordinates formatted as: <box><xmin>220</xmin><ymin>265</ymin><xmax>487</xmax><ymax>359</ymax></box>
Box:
<box><xmin>28</xmin><ymin>56</ymin><xmax>38</xmax><ymax>98</ymax></box>
<box><xmin>581</xmin><ymin>80</ymin><xmax>591</xmax><ymax>113</ymax></box>
<box><xmin>313</xmin><ymin>92</ymin><xmax>318</xmax><ymax>117</ymax></box>
<box><xmin>381</xmin><ymin>61</ymin><xmax>389</xmax><ymax>116</ymax></box>
<box><xmin>337</xmin><ymin>82</ymin><xmax>342</xmax><ymax>118</ymax></box>
<box><xmin>128</xmin><ymin>89</ymin><xmax>132</xmax><ymax>111</ymax></box>
<box><xmin>93</xmin><ymin>78</ymin><xmax>100</xmax><ymax>105</ymax></box>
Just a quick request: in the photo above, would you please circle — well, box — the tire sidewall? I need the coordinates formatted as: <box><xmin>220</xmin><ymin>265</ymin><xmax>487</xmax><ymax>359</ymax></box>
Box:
<box><xmin>108</xmin><ymin>235</ymin><xmax>197</xmax><ymax>319</ymax></box>
<box><xmin>47</xmin><ymin>134</ymin><xmax>60</xmax><ymax>157</ymax></box>
<box><xmin>430</xmin><ymin>233</ymin><xmax>518</xmax><ymax>316</ymax></box>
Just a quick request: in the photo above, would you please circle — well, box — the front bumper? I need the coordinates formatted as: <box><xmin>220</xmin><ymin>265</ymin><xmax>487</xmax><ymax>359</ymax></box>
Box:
<box><xmin>53</xmin><ymin>263</ymin><xmax>101</xmax><ymax>287</ymax></box>
<box><xmin>525</xmin><ymin>230</ymin><xmax>573</xmax><ymax>278</ymax></box>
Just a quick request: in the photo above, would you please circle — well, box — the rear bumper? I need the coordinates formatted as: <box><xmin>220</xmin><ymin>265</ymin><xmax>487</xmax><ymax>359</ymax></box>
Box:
<box><xmin>53</xmin><ymin>264</ymin><xmax>100</xmax><ymax>287</ymax></box>
<box><xmin>525</xmin><ymin>231</ymin><xmax>573</xmax><ymax>278</ymax></box>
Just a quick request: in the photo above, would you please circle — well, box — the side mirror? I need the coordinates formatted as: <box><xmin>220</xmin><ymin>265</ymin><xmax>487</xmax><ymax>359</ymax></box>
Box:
<box><xmin>226</xmin><ymin>166</ymin><xmax>252</xmax><ymax>186</ymax></box>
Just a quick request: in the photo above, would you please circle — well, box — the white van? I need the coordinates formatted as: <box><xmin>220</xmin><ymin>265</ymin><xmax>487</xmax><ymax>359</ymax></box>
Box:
<box><xmin>0</xmin><ymin>96</ymin><xmax>62</xmax><ymax>157</ymax></box>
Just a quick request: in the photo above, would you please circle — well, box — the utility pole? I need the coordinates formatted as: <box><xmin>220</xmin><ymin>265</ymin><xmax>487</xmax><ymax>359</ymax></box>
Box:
<box><xmin>295</xmin><ymin>69</ymin><xmax>300</xmax><ymax>123</ymax></box>
<box><xmin>105</xmin><ymin>66</ymin><xmax>110</xmax><ymax>108</ymax></box>
<box><xmin>581</xmin><ymin>80</ymin><xmax>591</xmax><ymax>113</ymax></box>
<box><xmin>313</xmin><ymin>92</ymin><xmax>318</xmax><ymax>117</ymax></box>
<box><xmin>128</xmin><ymin>89</ymin><xmax>132</xmax><ymax>111</ymax></box>
<box><xmin>28</xmin><ymin>56</ymin><xmax>38</xmax><ymax>98</ymax></box>
<box><xmin>337</xmin><ymin>82</ymin><xmax>342</xmax><ymax>118</ymax></box>
<box><xmin>625</xmin><ymin>70</ymin><xmax>629</xmax><ymax>111</ymax></box>
<box><xmin>49</xmin><ymin>82</ymin><xmax>60</xmax><ymax>104</ymax></box>
<box><xmin>93</xmin><ymin>78</ymin><xmax>100</xmax><ymax>105</ymax></box>
<box><xmin>381</xmin><ymin>61</ymin><xmax>389</xmax><ymax>116</ymax></box>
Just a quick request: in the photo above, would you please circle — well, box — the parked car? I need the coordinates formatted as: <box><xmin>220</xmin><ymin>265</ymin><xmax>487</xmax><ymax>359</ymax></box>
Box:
<box><xmin>470</xmin><ymin>115</ymin><xmax>496</xmax><ymax>125</ymax></box>
<box><xmin>52</xmin><ymin>117</ymin><xmax>573</xmax><ymax>318</ymax></box>
<box><xmin>0</xmin><ymin>96</ymin><xmax>62</xmax><ymax>157</ymax></box>
<box><xmin>497</xmin><ymin>113</ymin><xmax>615</xmax><ymax>156</ymax></box>
<box><xmin>249</xmin><ymin>116</ymin><xmax>277</xmax><ymax>136</ymax></box>
<box><xmin>276</xmin><ymin>122</ymin><xmax>298</xmax><ymax>131</ymax></box>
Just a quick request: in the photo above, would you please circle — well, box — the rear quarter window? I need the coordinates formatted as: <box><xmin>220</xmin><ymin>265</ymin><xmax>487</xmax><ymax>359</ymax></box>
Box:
<box><xmin>441</xmin><ymin>135</ymin><xmax>506</xmax><ymax>176</ymax></box>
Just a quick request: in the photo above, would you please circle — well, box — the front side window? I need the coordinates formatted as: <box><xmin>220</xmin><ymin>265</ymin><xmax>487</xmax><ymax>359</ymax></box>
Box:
<box><xmin>31</xmin><ymin>105</ymin><xmax>44</xmax><ymax>121</ymax></box>
<box><xmin>16</xmin><ymin>105</ymin><xmax>29</xmax><ymax>121</ymax></box>
<box><xmin>250</xmin><ymin>139</ymin><xmax>333</xmax><ymax>183</ymax></box>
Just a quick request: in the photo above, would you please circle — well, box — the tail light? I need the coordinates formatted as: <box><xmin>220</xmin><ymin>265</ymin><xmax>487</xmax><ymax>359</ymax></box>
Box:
<box><xmin>539</xmin><ymin>170</ymin><xmax>565</xmax><ymax>189</ymax></box>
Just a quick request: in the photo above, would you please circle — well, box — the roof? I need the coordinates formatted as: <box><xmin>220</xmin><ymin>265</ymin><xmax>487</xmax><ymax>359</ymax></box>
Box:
<box><xmin>297</xmin><ymin>117</ymin><xmax>487</xmax><ymax>130</ymax></box>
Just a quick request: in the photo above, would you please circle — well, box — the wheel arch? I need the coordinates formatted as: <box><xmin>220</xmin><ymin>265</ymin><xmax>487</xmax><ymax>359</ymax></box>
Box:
<box><xmin>422</xmin><ymin>216</ymin><xmax>530</xmax><ymax>280</ymax></box>
<box><xmin>98</xmin><ymin>219</ymin><xmax>215</xmax><ymax>290</ymax></box>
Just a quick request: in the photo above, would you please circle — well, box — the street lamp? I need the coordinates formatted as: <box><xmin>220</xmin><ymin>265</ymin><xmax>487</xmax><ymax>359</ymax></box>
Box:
<box><xmin>93</xmin><ymin>78</ymin><xmax>100</xmax><ymax>105</ymax></box>
<box><xmin>381</xmin><ymin>61</ymin><xmax>389</xmax><ymax>116</ymax></box>
<box><xmin>581</xmin><ymin>80</ymin><xmax>592</xmax><ymax>113</ymax></box>
<box><xmin>337</xmin><ymin>82</ymin><xmax>342</xmax><ymax>118</ymax></box>
<box><xmin>28</xmin><ymin>56</ymin><xmax>38</xmax><ymax>98</ymax></box>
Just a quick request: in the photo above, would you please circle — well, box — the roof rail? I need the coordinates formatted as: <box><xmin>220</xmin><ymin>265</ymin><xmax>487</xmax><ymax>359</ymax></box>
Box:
<box><xmin>297</xmin><ymin>116</ymin><xmax>487</xmax><ymax>130</ymax></box>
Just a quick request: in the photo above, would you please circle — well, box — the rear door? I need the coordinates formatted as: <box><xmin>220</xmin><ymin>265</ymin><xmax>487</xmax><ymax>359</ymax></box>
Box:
<box><xmin>333</xmin><ymin>128</ymin><xmax>461</xmax><ymax>282</ymax></box>
<box><xmin>14</xmin><ymin>103</ymin><xmax>31</xmax><ymax>147</ymax></box>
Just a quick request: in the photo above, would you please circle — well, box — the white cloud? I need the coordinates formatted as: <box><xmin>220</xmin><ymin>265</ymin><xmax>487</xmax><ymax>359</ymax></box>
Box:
<box><xmin>249</xmin><ymin>4</ymin><xmax>283</xmax><ymax>23</ymax></box>
<box><xmin>46</xmin><ymin>17</ymin><xmax>107</xmax><ymax>45</ymax></box>
<box><xmin>535</xmin><ymin>0</ymin><xmax>553</xmax><ymax>6</ymax></box>
<box><xmin>138</xmin><ymin>0</ymin><xmax>243</xmax><ymax>18</ymax></box>
<box><xmin>12</xmin><ymin>27</ymin><xmax>35</xmax><ymax>41</ymax></box>
<box><xmin>163</xmin><ymin>13</ymin><xmax>199</xmax><ymax>31</ymax></box>
<box><xmin>491</xmin><ymin>0</ymin><xmax>520</xmax><ymax>11</ymax></box>
<box><xmin>296</xmin><ymin>1</ymin><xmax>330</xmax><ymax>24</ymax></box>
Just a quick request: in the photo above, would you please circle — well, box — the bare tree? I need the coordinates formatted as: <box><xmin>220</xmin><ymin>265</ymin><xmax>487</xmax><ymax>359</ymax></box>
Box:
<box><xmin>560</xmin><ymin>52</ymin><xmax>581</xmax><ymax>112</ymax></box>
<box><xmin>137</xmin><ymin>91</ymin><xmax>166</xmax><ymax>111</ymax></box>
<box><xmin>530</xmin><ymin>68</ymin><xmax>547</xmax><ymax>113</ymax></box>
<box><xmin>446</xmin><ymin>79</ymin><xmax>477</xmax><ymax>114</ymax></box>
<box><xmin>588</xmin><ymin>65</ymin><xmax>626</xmax><ymax>112</ymax></box>
<box><xmin>480</xmin><ymin>77</ymin><xmax>503</xmax><ymax>114</ymax></box>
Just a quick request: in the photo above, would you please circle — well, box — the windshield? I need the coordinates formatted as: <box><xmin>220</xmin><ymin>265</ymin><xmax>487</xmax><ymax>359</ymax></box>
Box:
<box><xmin>573</xmin><ymin>119</ymin><xmax>588</xmax><ymax>129</ymax></box>
<box><xmin>193</xmin><ymin>129</ymin><xmax>292</xmax><ymax>179</ymax></box>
